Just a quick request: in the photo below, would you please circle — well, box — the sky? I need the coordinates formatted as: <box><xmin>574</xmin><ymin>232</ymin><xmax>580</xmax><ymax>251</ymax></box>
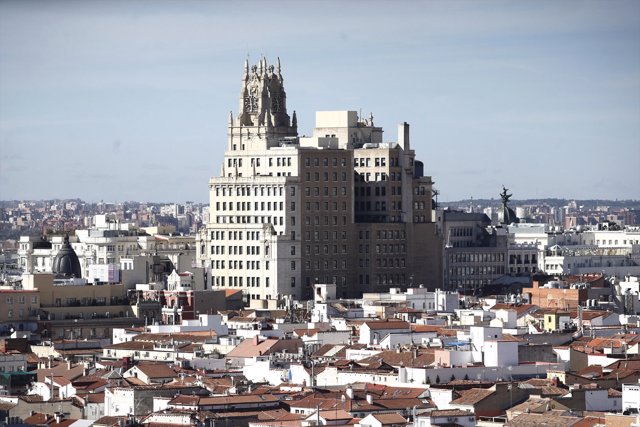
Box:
<box><xmin>0</xmin><ymin>0</ymin><xmax>639</xmax><ymax>203</ymax></box>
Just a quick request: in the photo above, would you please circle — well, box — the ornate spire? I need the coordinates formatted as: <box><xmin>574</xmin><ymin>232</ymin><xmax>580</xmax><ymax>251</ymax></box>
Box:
<box><xmin>228</xmin><ymin>111</ymin><xmax>233</xmax><ymax>126</ymax></box>
<box><xmin>237</xmin><ymin>57</ymin><xmax>296</xmax><ymax>133</ymax></box>
<box><xmin>292</xmin><ymin>110</ymin><xmax>297</xmax><ymax>129</ymax></box>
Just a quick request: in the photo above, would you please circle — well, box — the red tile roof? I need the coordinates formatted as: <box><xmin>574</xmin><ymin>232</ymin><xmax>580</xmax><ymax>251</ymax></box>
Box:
<box><xmin>363</xmin><ymin>320</ymin><xmax>410</xmax><ymax>330</ymax></box>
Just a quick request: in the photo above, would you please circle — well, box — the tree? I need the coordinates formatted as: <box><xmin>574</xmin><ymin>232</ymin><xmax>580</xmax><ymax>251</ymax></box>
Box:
<box><xmin>435</xmin><ymin>375</ymin><xmax>440</xmax><ymax>384</ymax></box>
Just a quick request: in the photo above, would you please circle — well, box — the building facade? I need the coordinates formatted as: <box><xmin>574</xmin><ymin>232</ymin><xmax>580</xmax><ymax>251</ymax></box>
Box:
<box><xmin>197</xmin><ymin>58</ymin><xmax>441</xmax><ymax>301</ymax></box>
<box><xmin>437</xmin><ymin>211</ymin><xmax>508</xmax><ymax>294</ymax></box>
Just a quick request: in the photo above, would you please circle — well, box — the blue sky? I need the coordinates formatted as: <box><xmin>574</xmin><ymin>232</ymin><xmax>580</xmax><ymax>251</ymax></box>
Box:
<box><xmin>1</xmin><ymin>0</ymin><xmax>638</xmax><ymax>203</ymax></box>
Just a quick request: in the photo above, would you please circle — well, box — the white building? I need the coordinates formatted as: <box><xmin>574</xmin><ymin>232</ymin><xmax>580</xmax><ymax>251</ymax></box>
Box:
<box><xmin>622</xmin><ymin>380</ymin><xmax>640</xmax><ymax>413</ymax></box>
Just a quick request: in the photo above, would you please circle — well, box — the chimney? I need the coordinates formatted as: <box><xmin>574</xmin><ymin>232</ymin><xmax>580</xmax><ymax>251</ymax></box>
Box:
<box><xmin>366</xmin><ymin>393</ymin><xmax>373</xmax><ymax>405</ymax></box>
<box><xmin>54</xmin><ymin>412</ymin><xmax>62</xmax><ymax>424</ymax></box>
<box><xmin>67</xmin><ymin>359</ymin><xmax>72</xmax><ymax>370</ymax></box>
<box><xmin>253</xmin><ymin>335</ymin><xmax>260</xmax><ymax>346</ymax></box>
<box><xmin>345</xmin><ymin>384</ymin><xmax>353</xmax><ymax>399</ymax></box>
<box><xmin>397</xmin><ymin>122</ymin><xmax>410</xmax><ymax>150</ymax></box>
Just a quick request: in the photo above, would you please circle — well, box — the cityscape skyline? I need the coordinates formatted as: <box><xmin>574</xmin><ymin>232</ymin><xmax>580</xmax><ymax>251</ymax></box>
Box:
<box><xmin>1</xmin><ymin>0</ymin><xmax>639</xmax><ymax>203</ymax></box>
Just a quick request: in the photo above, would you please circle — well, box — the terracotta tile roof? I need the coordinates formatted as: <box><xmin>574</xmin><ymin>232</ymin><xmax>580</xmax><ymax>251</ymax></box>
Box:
<box><xmin>505</xmin><ymin>410</ymin><xmax>582</xmax><ymax>426</ymax></box>
<box><xmin>228</xmin><ymin>316</ymin><xmax>265</xmax><ymax>323</ymax></box>
<box><xmin>374</xmin><ymin>398</ymin><xmax>426</xmax><ymax>410</ymax></box>
<box><xmin>519</xmin><ymin>379</ymin><xmax>568</xmax><ymax>396</ymax></box>
<box><xmin>577</xmin><ymin>365</ymin><xmax>603</xmax><ymax>378</ymax></box>
<box><xmin>124</xmin><ymin>376</ymin><xmax>148</xmax><ymax>386</ymax></box>
<box><xmin>585</xmin><ymin>337</ymin><xmax>625</xmax><ymax>350</ymax></box>
<box><xmin>287</xmin><ymin>386</ymin><xmax>430</xmax><ymax>415</ymax></box>
<box><xmin>604</xmin><ymin>359</ymin><xmax>640</xmax><ymax>371</ymax></box>
<box><xmin>567</xmin><ymin>310</ymin><xmax>611</xmax><ymax>321</ymax></box>
<box><xmin>257</xmin><ymin>408</ymin><xmax>299</xmax><ymax>421</ymax></box>
<box><xmin>93</xmin><ymin>415</ymin><xmax>125</xmax><ymax>427</ymax></box>
<box><xmin>293</xmin><ymin>328</ymin><xmax>320</xmax><ymax>338</ymax></box>
<box><xmin>358</xmin><ymin>349</ymin><xmax>435</xmax><ymax>368</ymax></box>
<box><xmin>51</xmin><ymin>375</ymin><xmax>72</xmax><ymax>386</ymax></box>
<box><xmin>36</xmin><ymin>363</ymin><xmax>86</xmax><ymax>383</ymax></box>
<box><xmin>226</xmin><ymin>337</ymin><xmax>302</xmax><ymax>358</ymax></box>
<box><xmin>500</xmin><ymin>334</ymin><xmax>524</xmax><ymax>342</ymax></box>
<box><xmin>312</xmin><ymin>344</ymin><xmax>349</xmax><ymax>358</ymax></box>
<box><xmin>133</xmin><ymin>331</ymin><xmax>217</xmax><ymax>342</ymax></box>
<box><xmin>169</xmin><ymin>394</ymin><xmax>280</xmax><ymax>407</ymax></box>
<box><xmin>410</xmin><ymin>324</ymin><xmax>443</xmax><ymax>333</ymax></box>
<box><xmin>19</xmin><ymin>394</ymin><xmax>45</xmax><ymax>402</ymax></box>
<box><xmin>363</xmin><ymin>320</ymin><xmax>411</xmax><ymax>330</ymax></box>
<box><xmin>103</xmin><ymin>341</ymin><xmax>155</xmax><ymax>351</ymax></box>
<box><xmin>87</xmin><ymin>392</ymin><xmax>105</xmax><ymax>403</ymax></box>
<box><xmin>430</xmin><ymin>409</ymin><xmax>474</xmax><ymax>417</ymax></box>
<box><xmin>450</xmin><ymin>388</ymin><xmax>494</xmax><ymax>406</ymax></box>
<box><xmin>23</xmin><ymin>413</ymin><xmax>76</xmax><ymax>427</ymax></box>
<box><xmin>437</xmin><ymin>328</ymin><xmax>460</xmax><ymax>337</ymax></box>
<box><xmin>0</xmin><ymin>402</ymin><xmax>16</xmax><ymax>411</ymax></box>
<box><xmin>200</xmin><ymin>377</ymin><xmax>234</xmax><ymax>394</ymax></box>
<box><xmin>315</xmin><ymin>409</ymin><xmax>353</xmax><ymax>420</ymax></box>
<box><xmin>510</xmin><ymin>397</ymin><xmax>569</xmax><ymax>416</ymax></box>
<box><xmin>397</xmin><ymin>307</ymin><xmax>421</xmax><ymax>313</ymax></box>
<box><xmin>603</xmin><ymin>369</ymin><xmax>640</xmax><ymax>381</ymax></box>
<box><xmin>135</xmin><ymin>362</ymin><xmax>179</xmax><ymax>379</ymax></box>
<box><xmin>608</xmin><ymin>388</ymin><xmax>622</xmax><ymax>397</ymax></box>
<box><xmin>57</xmin><ymin>348</ymin><xmax>103</xmax><ymax>357</ymax></box>
<box><xmin>266</xmin><ymin>310</ymin><xmax>289</xmax><ymax>319</ymax></box>
<box><xmin>572</xmin><ymin>416</ymin><xmax>606</xmax><ymax>427</ymax></box>
<box><xmin>370</xmin><ymin>412</ymin><xmax>408</xmax><ymax>424</ymax></box>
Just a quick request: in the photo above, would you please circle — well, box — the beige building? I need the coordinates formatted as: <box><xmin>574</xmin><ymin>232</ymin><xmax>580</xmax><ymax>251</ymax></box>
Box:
<box><xmin>0</xmin><ymin>288</ymin><xmax>40</xmax><ymax>334</ymax></box>
<box><xmin>22</xmin><ymin>273</ymin><xmax>140</xmax><ymax>340</ymax></box>
<box><xmin>197</xmin><ymin>58</ymin><xmax>441</xmax><ymax>302</ymax></box>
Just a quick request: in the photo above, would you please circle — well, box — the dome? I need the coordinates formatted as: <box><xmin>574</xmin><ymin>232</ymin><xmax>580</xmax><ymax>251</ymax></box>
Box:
<box><xmin>52</xmin><ymin>235</ymin><xmax>82</xmax><ymax>278</ymax></box>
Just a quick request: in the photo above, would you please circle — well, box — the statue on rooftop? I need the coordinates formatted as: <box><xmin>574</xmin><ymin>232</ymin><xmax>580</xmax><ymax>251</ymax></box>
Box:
<box><xmin>500</xmin><ymin>185</ymin><xmax>512</xmax><ymax>206</ymax></box>
<box><xmin>500</xmin><ymin>185</ymin><xmax>519</xmax><ymax>225</ymax></box>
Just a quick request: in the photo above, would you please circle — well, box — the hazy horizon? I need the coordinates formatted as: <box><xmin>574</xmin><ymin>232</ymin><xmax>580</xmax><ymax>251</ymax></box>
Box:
<box><xmin>1</xmin><ymin>0</ymin><xmax>639</xmax><ymax>203</ymax></box>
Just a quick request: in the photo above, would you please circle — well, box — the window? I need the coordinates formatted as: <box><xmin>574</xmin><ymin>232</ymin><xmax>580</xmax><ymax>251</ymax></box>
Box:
<box><xmin>291</xmin><ymin>261</ymin><xmax>296</xmax><ymax>270</ymax></box>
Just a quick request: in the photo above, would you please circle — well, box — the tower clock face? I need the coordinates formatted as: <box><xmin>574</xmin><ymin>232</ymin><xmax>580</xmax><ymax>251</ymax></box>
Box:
<box><xmin>244</xmin><ymin>95</ymin><xmax>258</xmax><ymax>113</ymax></box>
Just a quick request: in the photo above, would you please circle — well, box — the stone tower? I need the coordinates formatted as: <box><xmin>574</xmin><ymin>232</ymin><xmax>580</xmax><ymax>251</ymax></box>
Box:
<box><xmin>231</xmin><ymin>57</ymin><xmax>298</xmax><ymax>152</ymax></box>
